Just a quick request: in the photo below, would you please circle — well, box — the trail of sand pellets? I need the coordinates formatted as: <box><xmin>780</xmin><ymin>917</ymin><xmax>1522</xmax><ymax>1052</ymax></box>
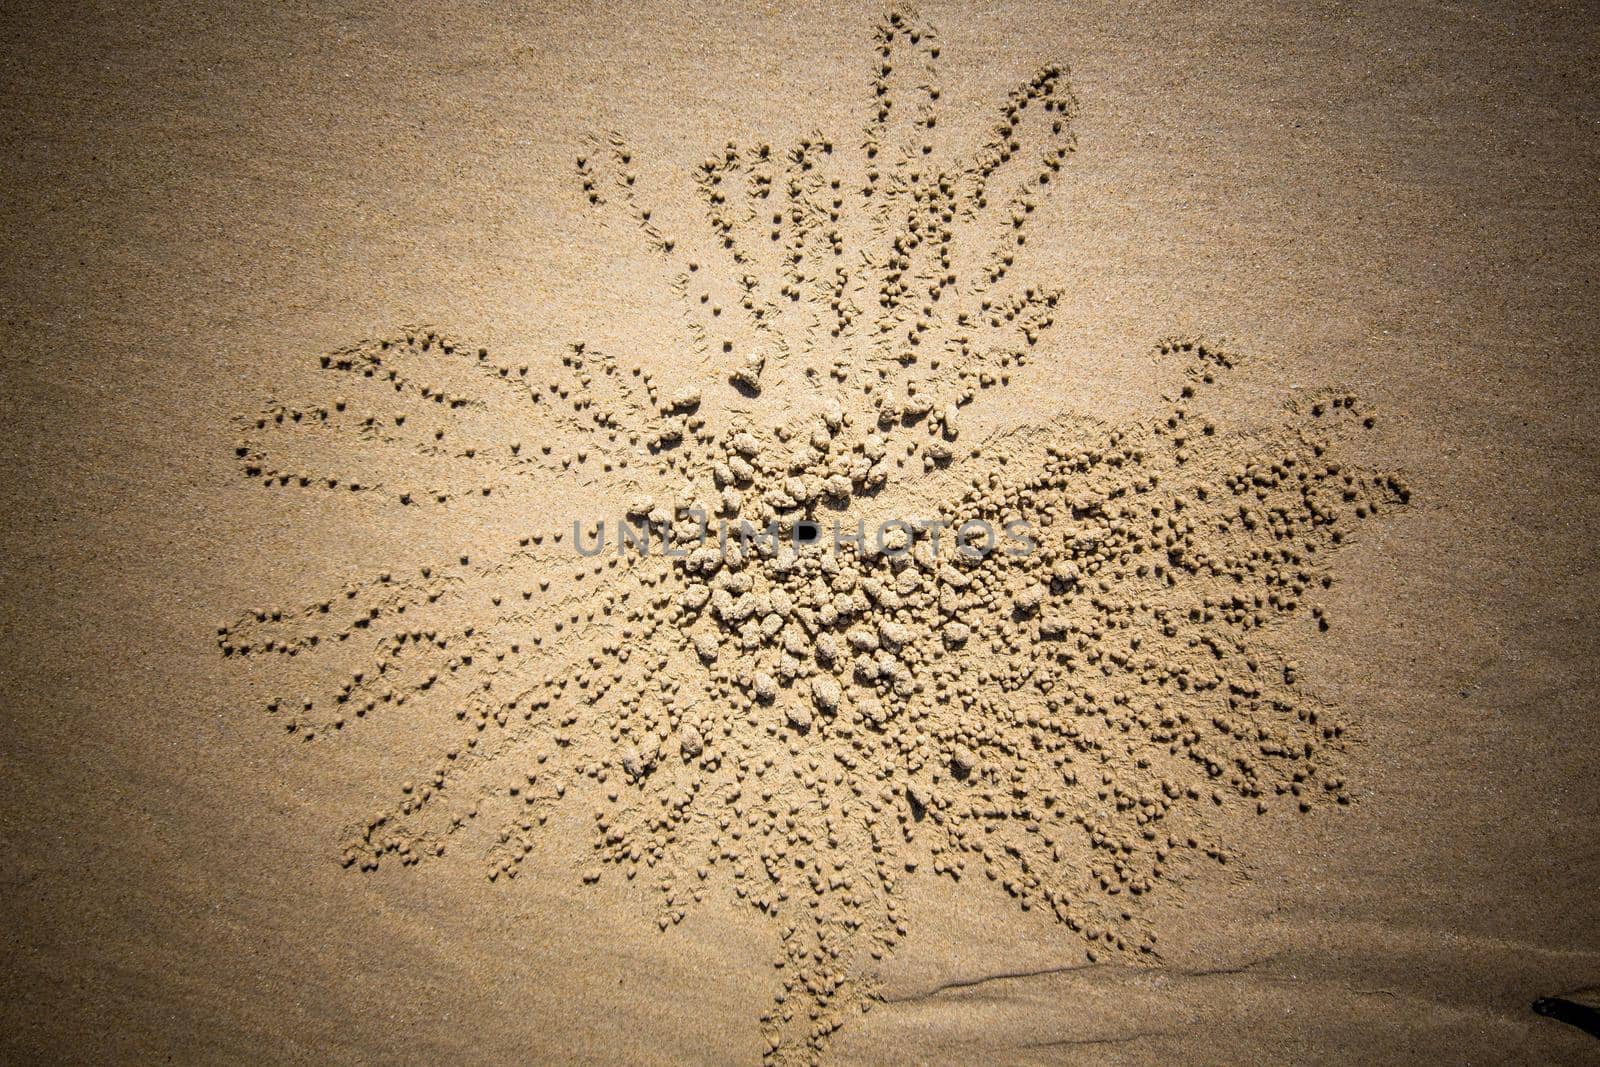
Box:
<box><xmin>219</xmin><ymin>8</ymin><xmax>1410</xmax><ymax>1062</ymax></box>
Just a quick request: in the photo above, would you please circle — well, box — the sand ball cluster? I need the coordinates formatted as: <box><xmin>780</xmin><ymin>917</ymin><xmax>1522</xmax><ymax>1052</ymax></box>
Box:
<box><xmin>219</xmin><ymin>9</ymin><xmax>1410</xmax><ymax>1064</ymax></box>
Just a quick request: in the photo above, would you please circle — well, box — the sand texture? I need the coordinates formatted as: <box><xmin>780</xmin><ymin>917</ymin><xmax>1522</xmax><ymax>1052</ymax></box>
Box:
<box><xmin>2</xmin><ymin>1</ymin><xmax>1598</xmax><ymax>1064</ymax></box>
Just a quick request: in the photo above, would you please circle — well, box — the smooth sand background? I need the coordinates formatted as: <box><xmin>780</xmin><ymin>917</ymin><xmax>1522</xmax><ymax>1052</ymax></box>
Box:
<box><xmin>2</xmin><ymin>0</ymin><xmax>1597</xmax><ymax>1061</ymax></box>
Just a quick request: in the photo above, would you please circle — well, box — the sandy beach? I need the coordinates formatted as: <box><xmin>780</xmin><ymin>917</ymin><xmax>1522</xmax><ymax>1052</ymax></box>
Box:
<box><xmin>2</xmin><ymin>1</ymin><xmax>1597</xmax><ymax>1062</ymax></box>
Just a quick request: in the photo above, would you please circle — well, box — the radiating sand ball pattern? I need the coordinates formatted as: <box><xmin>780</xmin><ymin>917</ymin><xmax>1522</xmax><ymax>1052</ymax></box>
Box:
<box><xmin>219</xmin><ymin>9</ymin><xmax>1410</xmax><ymax>1065</ymax></box>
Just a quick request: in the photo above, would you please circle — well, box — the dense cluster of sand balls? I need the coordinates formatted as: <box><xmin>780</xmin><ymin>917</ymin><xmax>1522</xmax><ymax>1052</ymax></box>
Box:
<box><xmin>219</xmin><ymin>9</ymin><xmax>1409</xmax><ymax>1064</ymax></box>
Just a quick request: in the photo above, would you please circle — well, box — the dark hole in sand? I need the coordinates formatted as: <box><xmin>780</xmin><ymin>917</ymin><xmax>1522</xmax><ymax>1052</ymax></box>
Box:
<box><xmin>1533</xmin><ymin>996</ymin><xmax>1600</xmax><ymax>1040</ymax></box>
